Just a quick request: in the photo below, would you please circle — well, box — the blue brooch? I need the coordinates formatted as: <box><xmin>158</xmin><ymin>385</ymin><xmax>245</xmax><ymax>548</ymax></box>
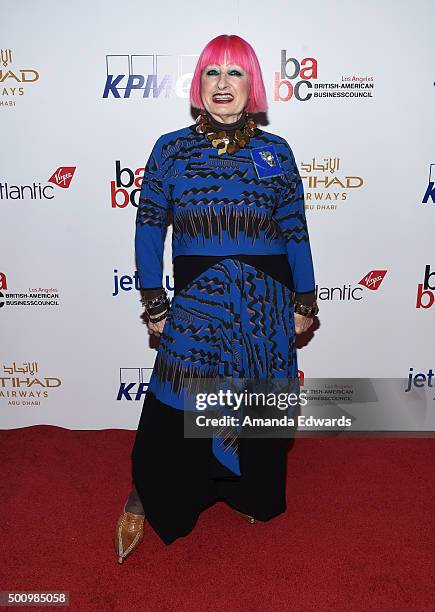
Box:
<box><xmin>250</xmin><ymin>144</ymin><xmax>283</xmax><ymax>179</ymax></box>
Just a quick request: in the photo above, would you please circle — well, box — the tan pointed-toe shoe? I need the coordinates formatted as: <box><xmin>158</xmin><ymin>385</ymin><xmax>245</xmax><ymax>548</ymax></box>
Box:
<box><xmin>114</xmin><ymin>503</ymin><xmax>145</xmax><ymax>564</ymax></box>
<box><xmin>235</xmin><ymin>510</ymin><xmax>255</xmax><ymax>524</ymax></box>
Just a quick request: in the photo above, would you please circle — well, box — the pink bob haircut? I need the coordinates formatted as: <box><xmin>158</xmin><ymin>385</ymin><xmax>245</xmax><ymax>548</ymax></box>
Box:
<box><xmin>190</xmin><ymin>34</ymin><xmax>268</xmax><ymax>114</ymax></box>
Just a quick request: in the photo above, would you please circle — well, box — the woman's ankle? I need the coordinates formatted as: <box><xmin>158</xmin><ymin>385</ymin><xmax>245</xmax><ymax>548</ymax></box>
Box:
<box><xmin>125</xmin><ymin>485</ymin><xmax>145</xmax><ymax>515</ymax></box>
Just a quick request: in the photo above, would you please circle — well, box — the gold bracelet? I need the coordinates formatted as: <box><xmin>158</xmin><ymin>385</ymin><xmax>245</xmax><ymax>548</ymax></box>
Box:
<box><xmin>294</xmin><ymin>300</ymin><xmax>319</xmax><ymax>318</ymax></box>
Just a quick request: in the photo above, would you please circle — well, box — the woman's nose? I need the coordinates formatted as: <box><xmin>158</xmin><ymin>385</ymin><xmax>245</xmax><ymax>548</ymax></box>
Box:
<box><xmin>218</xmin><ymin>72</ymin><xmax>229</xmax><ymax>89</ymax></box>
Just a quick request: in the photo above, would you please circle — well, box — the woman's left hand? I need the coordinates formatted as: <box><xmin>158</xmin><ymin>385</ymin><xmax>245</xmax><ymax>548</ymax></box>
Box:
<box><xmin>148</xmin><ymin>318</ymin><xmax>166</xmax><ymax>336</ymax></box>
<box><xmin>294</xmin><ymin>313</ymin><xmax>314</xmax><ymax>335</ymax></box>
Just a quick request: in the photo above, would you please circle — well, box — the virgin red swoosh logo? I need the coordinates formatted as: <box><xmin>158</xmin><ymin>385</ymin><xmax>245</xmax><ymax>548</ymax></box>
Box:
<box><xmin>358</xmin><ymin>270</ymin><xmax>387</xmax><ymax>290</ymax></box>
<box><xmin>48</xmin><ymin>167</ymin><xmax>76</xmax><ymax>189</ymax></box>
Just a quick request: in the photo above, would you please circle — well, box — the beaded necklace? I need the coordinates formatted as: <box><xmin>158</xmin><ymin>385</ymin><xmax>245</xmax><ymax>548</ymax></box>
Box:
<box><xmin>195</xmin><ymin>111</ymin><xmax>258</xmax><ymax>155</ymax></box>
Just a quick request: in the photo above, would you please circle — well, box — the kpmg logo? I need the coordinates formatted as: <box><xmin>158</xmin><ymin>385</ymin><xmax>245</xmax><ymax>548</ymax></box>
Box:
<box><xmin>422</xmin><ymin>164</ymin><xmax>435</xmax><ymax>204</ymax></box>
<box><xmin>102</xmin><ymin>54</ymin><xmax>198</xmax><ymax>99</ymax></box>
<box><xmin>117</xmin><ymin>367</ymin><xmax>153</xmax><ymax>400</ymax></box>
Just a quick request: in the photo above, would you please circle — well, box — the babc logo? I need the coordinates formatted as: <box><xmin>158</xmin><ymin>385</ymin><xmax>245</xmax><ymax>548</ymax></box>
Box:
<box><xmin>416</xmin><ymin>265</ymin><xmax>435</xmax><ymax>309</ymax></box>
<box><xmin>275</xmin><ymin>51</ymin><xmax>318</xmax><ymax>102</ymax></box>
<box><xmin>0</xmin><ymin>272</ymin><xmax>7</xmax><ymax>290</ymax></box>
<box><xmin>111</xmin><ymin>162</ymin><xmax>144</xmax><ymax>208</ymax></box>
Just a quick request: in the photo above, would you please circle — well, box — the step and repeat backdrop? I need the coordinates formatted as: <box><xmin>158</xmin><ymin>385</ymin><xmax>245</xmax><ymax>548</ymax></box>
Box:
<box><xmin>1</xmin><ymin>0</ymin><xmax>434</xmax><ymax>429</ymax></box>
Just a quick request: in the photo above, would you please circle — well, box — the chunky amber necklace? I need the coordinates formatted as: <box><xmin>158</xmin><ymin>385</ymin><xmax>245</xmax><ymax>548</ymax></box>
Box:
<box><xmin>195</xmin><ymin>111</ymin><xmax>258</xmax><ymax>155</ymax></box>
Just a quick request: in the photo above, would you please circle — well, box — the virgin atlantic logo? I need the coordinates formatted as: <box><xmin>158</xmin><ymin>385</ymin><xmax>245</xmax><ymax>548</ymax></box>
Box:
<box><xmin>358</xmin><ymin>270</ymin><xmax>387</xmax><ymax>291</ymax></box>
<box><xmin>48</xmin><ymin>167</ymin><xmax>76</xmax><ymax>189</ymax></box>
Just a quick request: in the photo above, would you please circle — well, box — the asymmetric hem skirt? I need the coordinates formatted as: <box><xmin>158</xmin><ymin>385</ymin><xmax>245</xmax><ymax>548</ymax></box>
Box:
<box><xmin>131</xmin><ymin>254</ymin><xmax>298</xmax><ymax>545</ymax></box>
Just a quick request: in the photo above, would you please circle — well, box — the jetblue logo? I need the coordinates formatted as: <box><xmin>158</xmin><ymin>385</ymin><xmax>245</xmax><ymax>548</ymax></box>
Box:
<box><xmin>113</xmin><ymin>269</ymin><xmax>140</xmax><ymax>296</ymax></box>
<box><xmin>117</xmin><ymin>367</ymin><xmax>153</xmax><ymax>400</ymax></box>
<box><xmin>422</xmin><ymin>164</ymin><xmax>435</xmax><ymax>204</ymax></box>
<box><xmin>102</xmin><ymin>54</ymin><xmax>198</xmax><ymax>99</ymax></box>
<box><xmin>112</xmin><ymin>269</ymin><xmax>173</xmax><ymax>297</ymax></box>
<box><xmin>405</xmin><ymin>367</ymin><xmax>434</xmax><ymax>392</ymax></box>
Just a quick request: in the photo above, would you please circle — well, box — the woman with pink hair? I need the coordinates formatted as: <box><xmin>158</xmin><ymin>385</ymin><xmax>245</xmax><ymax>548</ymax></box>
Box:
<box><xmin>115</xmin><ymin>34</ymin><xmax>318</xmax><ymax>562</ymax></box>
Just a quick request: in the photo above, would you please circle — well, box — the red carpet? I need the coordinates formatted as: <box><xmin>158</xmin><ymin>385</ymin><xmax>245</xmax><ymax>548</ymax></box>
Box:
<box><xmin>0</xmin><ymin>426</ymin><xmax>433</xmax><ymax>611</ymax></box>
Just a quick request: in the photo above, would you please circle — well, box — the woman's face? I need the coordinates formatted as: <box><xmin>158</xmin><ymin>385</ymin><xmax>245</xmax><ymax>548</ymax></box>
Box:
<box><xmin>201</xmin><ymin>61</ymin><xmax>250</xmax><ymax>121</ymax></box>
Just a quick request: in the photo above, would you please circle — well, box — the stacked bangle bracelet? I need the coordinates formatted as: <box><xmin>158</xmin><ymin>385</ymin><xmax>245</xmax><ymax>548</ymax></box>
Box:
<box><xmin>293</xmin><ymin>299</ymin><xmax>319</xmax><ymax>318</ymax></box>
<box><xmin>140</xmin><ymin>290</ymin><xmax>170</xmax><ymax>323</ymax></box>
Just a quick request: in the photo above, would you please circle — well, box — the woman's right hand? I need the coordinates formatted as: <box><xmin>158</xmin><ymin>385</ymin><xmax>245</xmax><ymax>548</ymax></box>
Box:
<box><xmin>147</xmin><ymin>318</ymin><xmax>166</xmax><ymax>336</ymax></box>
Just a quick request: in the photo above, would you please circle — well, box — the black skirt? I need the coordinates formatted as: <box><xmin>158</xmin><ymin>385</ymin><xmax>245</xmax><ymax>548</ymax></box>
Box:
<box><xmin>131</xmin><ymin>254</ymin><xmax>295</xmax><ymax>545</ymax></box>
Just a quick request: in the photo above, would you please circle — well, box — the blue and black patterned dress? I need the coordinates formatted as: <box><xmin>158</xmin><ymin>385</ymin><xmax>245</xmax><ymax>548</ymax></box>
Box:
<box><xmin>131</xmin><ymin>111</ymin><xmax>316</xmax><ymax>544</ymax></box>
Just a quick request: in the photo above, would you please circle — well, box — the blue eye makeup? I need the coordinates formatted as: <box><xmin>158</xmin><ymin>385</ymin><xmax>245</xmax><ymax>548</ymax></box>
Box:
<box><xmin>205</xmin><ymin>67</ymin><xmax>244</xmax><ymax>77</ymax></box>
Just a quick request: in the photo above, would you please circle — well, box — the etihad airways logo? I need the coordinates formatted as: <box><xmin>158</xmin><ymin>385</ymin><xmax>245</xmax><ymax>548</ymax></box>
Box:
<box><xmin>302</xmin><ymin>156</ymin><xmax>364</xmax><ymax>212</ymax></box>
<box><xmin>0</xmin><ymin>361</ymin><xmax>62</xmax><ymax>407</ymax></box>
<box><xmin>0</xmin><ymin>48</ymin><xmax>40</xmax><ymax>107</ymax></box>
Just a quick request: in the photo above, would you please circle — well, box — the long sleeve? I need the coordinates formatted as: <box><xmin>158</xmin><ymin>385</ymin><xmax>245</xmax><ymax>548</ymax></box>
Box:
<box><xmin>135</xmin><ymin>135</ymin><xmax>172</xmax><ymax>290</ymax></box>
<box><xmin>273</xmin><ymin>141</ymin><xmax>316</xmax><ymax>304</ymax></box>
